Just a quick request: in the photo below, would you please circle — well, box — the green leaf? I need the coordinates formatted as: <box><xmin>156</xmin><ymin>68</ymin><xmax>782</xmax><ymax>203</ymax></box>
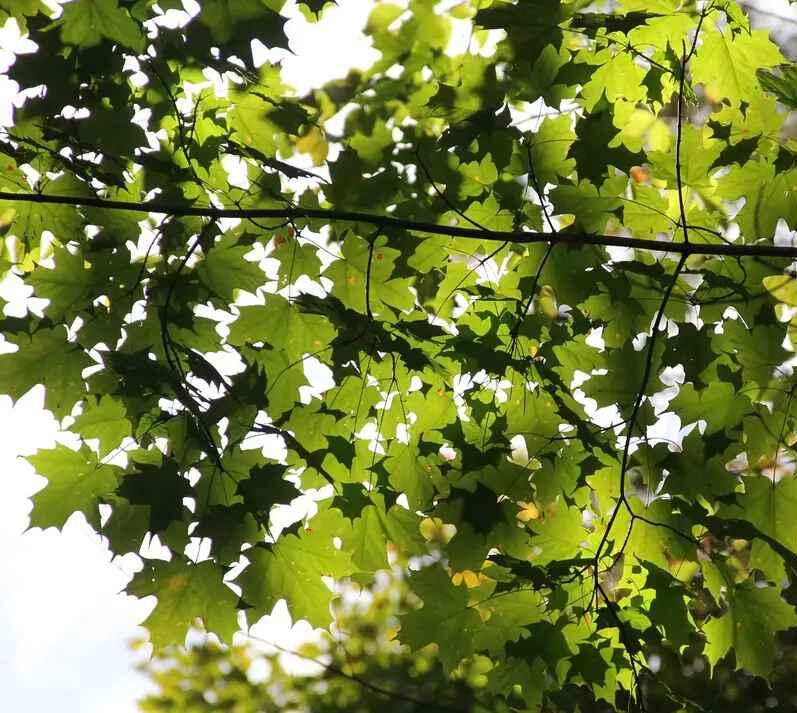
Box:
<box><xmin>641</xmin><ymin>560</ymin><xmax>693</xmax><ymax>650</ymax></box>
<box><xmin>228</xmin><ymin>295</ymin><xmax>335</xmax><ymax>359</ymax></box>
<box><xmin>2</xmin><ymin>174</ymin><xmax>89</xmax><ymax>247</ymax></box>
<box><xmin>29</xmin><ymin>245</ymin><xmax>95</xmax><ymax>319</ymax></box>
<box><xmin>117</xmin><ymin>460</ymin><xmax>192</xmax><ymax>533</ymax></box>
<box><xmin>128</xmin><ymin>558</ymin><xmax>239</xmax><ymax>651</ymax></box>
<box><xmin>487</xmin><ymin>656</ymin><xmax>547</xmax><ymax>712</ymax></box>
<box><xmin>473</xmin><ymin>589</ymin><xmax>546</xmax><ymax>656</ymax></box>
<box><xmin>0</xmin><ymin>0</ymin><xmax>48</xmax><ymax>29</ymax></box>
<box><xmin>383</xmin><ymin>443</ymin><xmax>436</xmax><ymax>509</ymax></box>
<box><xmin>727</xmin><ymin>477</ymin><xmax>797</xmax><ymax>581</ymax></box>
<box><xmin>527</xmin><ymin>501</ymin><xmax>588</xmax><ymax>564</ymax></box>
<box><xmin>400</xmin><ymin>564</ymin><xmax>482</xmax><ymax>671</ymax></box>
<box><xmin>550</xmin><ymin>179</ymin><xmax>621</xmax><ymax>233</ymax></box>
<box><xmin>527</xmin><ymin>115</ymin><xmax>576</xmax><ymax>186</ymax></box>
<box><xmin>580</xmin><ymin>51</ymin><xmax>648</xmax><ymax>113</ymax></box>
<box><xmin>350</xmin><ymin>119</ymin><xmax>393</xmax><ymax>167</ymax></box>
<box><xmin>348</xmin><ymin>502</ymin><xmax>389</xmax><ymax>571</ymax></box>
<box><xmin>272</xmin><ymin>238</ymin><xmax>322</xmax><ymax>286</ymax></box>
<box><xmin>236</xmin><ymin>520</ymin><xmax>357</xmax><ymax>627</ymax></box>
<box><xmin>718</xmin><ymin>162</ymin><xmax>797</xmax><ymax>238</ymax></box>
<box><xmin>571</xmin><ymin>11</ymin><xmax>661</xmax><ymax>35</ymax></box>
<box><xmin>236</xmin><ymin>462</ymin><xmax>302</xmax><ymax>515</ymax></box>
<box><xmin>70</xmin><ymin>395</ymin><xmax>131</xmax><ymax>457</ymax></box>
<box><xmin>366</xmin><ymin>3</ymin><xmax>404</xmax><ymax>34</ymax></box>
<box><xmin>28</xmin><ymin>445</ymin><xmax>118</xmax><ymax>530</ymax></box>
<box><xmin>758</xmin><ymin>63</ymin><xmax>797</xmax><ymax>109</ymax></box>
<box><xmin>198</xmin><ymin>237</ymin><xmax>265</xmax><ymax>300</ymax></box>
<box><xmin>325</xmin><ymin>233</ymin><xmax>414</xmax><ymax>315</ymax></box>
<box><xmin>692</xmin><ymin>27</ymin><xmax>783</xmax><ymax>106</ymax></box>
<box><xmin>703</xmin><ymin>581</ymin><xmax>797</xmax><ymax>678</ymax></box>
<box><xmin>576</xmin><ymin>103</ymin><xmax>648</xmax><ymax>183</ymax></box>
<box><xmin>667</xmin><ymin>381</ymin><xmax>750</xmax><ymax>435</ymax></box>
<box><xmin>647</xmin><ymin>125</ymin><xmax>724</xmax><ymax>191</ymax></box>
<box><xmin>475</xmin><ymin>0</ymin><xmax>568</xmax><ymax>60</ymax></box>
<box><xmin>0</xmin><ymin>327</ymin><xmax>91</xmax><ymax>419</ymax></box>
<box><xmin>228</xmin><ymin>92</ymin><xmax>282</xmax><ymax>157</ymax></box>
<box><xmin>198</xmin><ymin>1</ymin><xmax>288</xmax><ymax>53</ymax></box>
<box><xmin>57</xmin><ymin>0</ymin><xmax>146</xmax><ymax>51</ymax></box>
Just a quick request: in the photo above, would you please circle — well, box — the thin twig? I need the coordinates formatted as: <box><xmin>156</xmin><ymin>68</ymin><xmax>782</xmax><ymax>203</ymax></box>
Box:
<box><xmin>595</xmin><ymin>582</ymin><xmax>647</xmax><ymax>713</ymax></box>
<box><xmin>508</xmin><ymin>140</ymin><xmax>558</xmax><ymax>357</ymax></box>
<box><xmin>675</xmin><ymin>5</ymin><xmax>711</xmax><ymax>245</ymax></box>
<box><xmin>364</xmin><ymin>227</ymin><xmax>381</xmax><ymax>321</ymax></box>
<box><xmin>241</xmin><ymin>631</ymin><xmax>470</xmax><ymax>713</ymax></box>
<box><xmin>675</xmin><ymin>40</ymin><xmax>691</xmax><ymax>245</ymax></box>
<box><xmin>586</xmin><ymin>253</ymin><xmax>688</xmax><ymax>590</ymax></box>
<box><xmin>414</xmin><ymin>147</ymin><xmax>491</xmax><ymax>232</ymax></box>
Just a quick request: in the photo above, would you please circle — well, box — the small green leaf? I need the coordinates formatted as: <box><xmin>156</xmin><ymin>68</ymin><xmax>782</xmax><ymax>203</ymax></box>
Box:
<box><xmin>642</xmin><ymin>560</ymin><xmax>693</xmax><ymax>649</ymax></box>
<box><xmin>400</xmin><ymin>564</ymin><xmax>482</xmax><ymax>671</ymax></box>
<box><xmin>703</xmin><ymin>581</ymin><xmax>797</xmax><ymax>678</ymax></box>
<box><xmin>236</xmin><ymin>518</ymin><xmax>357</xmax><ymax>627</ymax></box>
<box><xmin>198</xmin><ymin>238</ymin><xmax>265</xmax><ymax>300</ymax></box>
<box><xmin>117</xmin><ymin>460</ymin><xmax>192</xmax><ymax>533</ymax></box>
<box><xmin>58</xmin><ymin>0</ymin><xmax>145</xmax><ymax>51</ymax></box>
<box><xmin>28</xmin><ymin>445</ymin><xmax>118</xmax><ymax>530</ymax></box>
<box><xmin>71</xmin><ymin>395</ymin><xmax>131</xmax><ymax>457</ymax></box>
<box><xmin>0</xmin><ymin>327</ymin><xmax>91</xmax><ymax>419</ymax></box>
<box><xmin>758</xmin><ymin>63</ymin><xmax>797</xmax><ymax>109</ymax></box>
<box><xmin>29</xmin><ymin>245</ymin><xmax>95</xmax><ymax>319</ymax></box>
<box><xmin>128</xmin><ymin>558</ymin><xmax>239</xmax><ymax>650</ymax></box>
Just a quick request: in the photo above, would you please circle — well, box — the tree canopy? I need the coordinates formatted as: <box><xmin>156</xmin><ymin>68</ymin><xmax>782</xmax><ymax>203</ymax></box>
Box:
<box><xmin>137</xmin><ymin>574</ymin><xmax>484</xmax><ymax>713</ymax></box>
<box><xmin>3</xmin><ymin>0</ymin><xmax>797</xmax><ymax>710</ymax></box>
<box><xmin>138</xmin><ymin>572</ymin><xmax>797</xmax><ymax>713</ymax></box>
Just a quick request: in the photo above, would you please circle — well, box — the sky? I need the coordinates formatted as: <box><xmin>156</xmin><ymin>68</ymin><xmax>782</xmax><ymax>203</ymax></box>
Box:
<box><xmin>1</xmin><ymin>1</ymin><xmax>797</xmax><ymax>712</ymax></box>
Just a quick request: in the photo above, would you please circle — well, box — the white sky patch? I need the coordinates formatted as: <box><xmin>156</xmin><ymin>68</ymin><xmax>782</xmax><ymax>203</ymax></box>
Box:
<box><xmin>236</xmin><ymin>598</ymin><xmax>327</xmax><ymax>676</ymax></box>
<box><xmin>253</xmin><ymin>1</ymin><xmax>381</xmax><ymax>95</ymax></box>
<box><xmin>0</xmin><ymin>388</ymin><xmax>155</xmax><ymax>712</ymax></box>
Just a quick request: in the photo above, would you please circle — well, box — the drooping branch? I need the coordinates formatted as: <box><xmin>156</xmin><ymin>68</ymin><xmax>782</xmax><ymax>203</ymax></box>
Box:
<box><xmin>2</xmin><ymin>190</ymin><xmax>797</xmax><ymax>259</ymax></box>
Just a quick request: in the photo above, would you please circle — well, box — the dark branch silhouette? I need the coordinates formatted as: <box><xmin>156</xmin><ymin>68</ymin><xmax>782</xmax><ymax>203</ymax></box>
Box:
<box><xmin>2</xmin><ymin>190</ymin><xmax>796</xmax><ymax>259</ymax></box>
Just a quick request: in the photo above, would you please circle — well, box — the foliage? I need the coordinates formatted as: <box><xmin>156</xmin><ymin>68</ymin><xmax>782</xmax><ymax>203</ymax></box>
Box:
<box><xmin>138</xmin><ymin>574</ymin><xmax>797</xmax><ymax>713</ymax></box>
<box><xmin>137</xmin><ymin>575</ymin><xmax>484</xmax><ymax>713</ymax></box>
<box><xmin>3</xmin><ymin>0</ymin><xmax>797</xmax><ymax>710</ymax></box>
<box><xmin>141</xmin><ymin>573</ymin><xmax>797</xmax><ymax>713</ymax></box>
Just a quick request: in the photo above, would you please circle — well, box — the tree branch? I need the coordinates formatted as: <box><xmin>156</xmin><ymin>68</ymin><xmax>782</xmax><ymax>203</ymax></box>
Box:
<box><xmin>2</xmin><ymin>190</ymin><xmax>796</xmax><ymax>259</ymax></box>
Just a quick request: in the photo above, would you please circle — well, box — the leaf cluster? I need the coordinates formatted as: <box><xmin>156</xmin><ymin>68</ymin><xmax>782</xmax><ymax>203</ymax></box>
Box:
<box><xmin>3</xmin><ymin>1</ymin><xmax>797</xmax><ymax>711</ymax></box>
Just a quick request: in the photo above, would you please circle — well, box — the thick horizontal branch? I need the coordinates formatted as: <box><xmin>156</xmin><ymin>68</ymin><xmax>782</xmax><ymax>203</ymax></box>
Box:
<box><xmin>2</xmin><ymin>190</ymin><xmax>797</xmax><ymax>259</ymax></box>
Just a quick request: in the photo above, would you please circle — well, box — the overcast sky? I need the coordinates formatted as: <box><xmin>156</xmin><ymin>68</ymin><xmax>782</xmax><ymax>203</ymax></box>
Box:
<box><xmin>1</xmin><ymin>1</ymin><xmax>797</xmax><ymax>712</ymax></box>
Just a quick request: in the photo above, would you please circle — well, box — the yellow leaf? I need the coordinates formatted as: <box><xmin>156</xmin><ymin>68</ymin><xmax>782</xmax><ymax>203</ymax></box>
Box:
<box><xmin>296</xmin><ymin>127</ymin><xmax>328</xmax><ymax>166</ymax></box>
<box><xmin>420</xmin><ymin>517</ymin><xmax>456</xmax><ymax>543</ymax></box>
<box><xmin>764</xmin><ymin>274</ymin><xmax>797</xmax><ymax>306</ymax></box>
<box><xmin>516</xmin><ymin>501</ymin><xmax>540</xmax><ymax>522</ymax></box>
